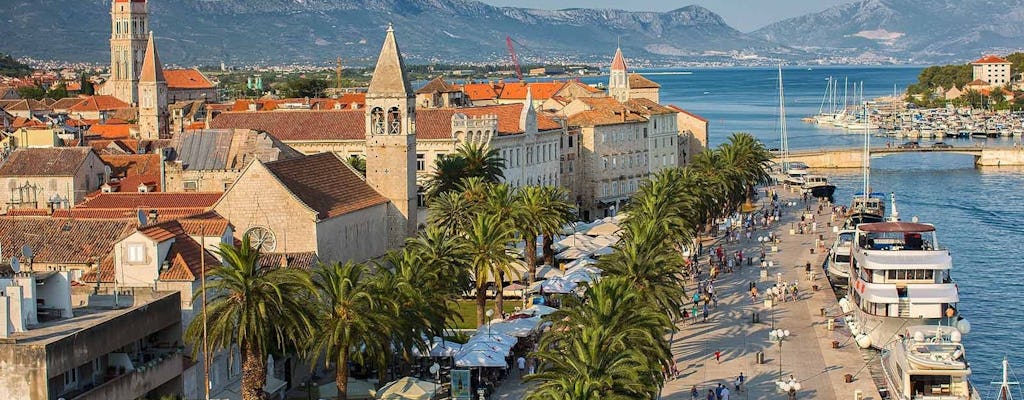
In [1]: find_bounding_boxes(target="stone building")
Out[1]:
[0,147,107,210]
[670,105,709,165]
[568,104,649,219]
[138,32,168,140]
[163,128,303,193]
[212,152,390,262]
[415,76,470,108]
[624,98,680,172]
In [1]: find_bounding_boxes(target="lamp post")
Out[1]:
[769,329,790,382]
[485,309,494,336]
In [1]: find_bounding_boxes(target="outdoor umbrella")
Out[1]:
[372,377,437,400]
[585,221,620,236]
[411,337,462,358]
[564,269,599,284]
[489,317,541,337]
[460,341,512,355]
[454,349,509,368]
[521,304,558,317]
[530,277,578,294]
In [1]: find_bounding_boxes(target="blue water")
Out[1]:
[582,67,1024,396]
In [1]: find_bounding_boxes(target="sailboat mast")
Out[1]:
[779,65,789,168]
[862,82,870,200]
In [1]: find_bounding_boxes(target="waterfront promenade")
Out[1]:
[661,188,880,400]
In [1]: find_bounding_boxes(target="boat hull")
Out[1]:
[810,184,836,199]
[849,307,958,350]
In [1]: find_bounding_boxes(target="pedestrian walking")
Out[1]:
[714,350,722,363]
[692,304,699,324]
[702,304,710,322]
[691,385,700,400]
[721,386,731,400]
[715,383,724,400]
[706,389,716,400]
[735,372,745,392]
[517,355,526,378]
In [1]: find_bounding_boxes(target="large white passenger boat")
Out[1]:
[880,325,980,400]
[842,221,969,350]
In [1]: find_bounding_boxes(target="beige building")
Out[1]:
[0,147,107,210]
[972,55,1012,87]
[624,98,679,173]
[669,105,709,165]
[213,152,390,263]
[569,106,649,219]
[101,0,148,105]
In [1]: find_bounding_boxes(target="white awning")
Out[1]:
[859,251,952,270]
[906,285,959,303]
[860,284,899,303]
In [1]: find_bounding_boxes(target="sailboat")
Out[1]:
[812,77,839,124]
[775,65,807,186]
[994,356,1020,400]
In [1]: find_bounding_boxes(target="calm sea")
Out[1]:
[580,66,1024,396]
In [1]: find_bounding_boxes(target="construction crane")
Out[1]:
[506,35,523,81]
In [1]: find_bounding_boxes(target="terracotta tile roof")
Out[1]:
[51,97,85,110]
[178,211,231,236]
[164,69,215,89]
[106,174,159,192]
[139,222,177,242]
[258,252,319,270]
[416,108,457,140]
[85,139,140,155]
[611,48,628,71]
[52,207,207,219]
[458,104,562,134]
[66,82,82,91]
[211,110,363,141]
[0,217,136,265]
[567,108,647,127]
[68,95,130,112]
[576,96,624,110]
[454,83,501,101]
[89,123,134,139]
[81,220,221,283]
[967,79,990,86]
[972,55,1010,64]
[0,147,95,177]
[5,209,50,216]
[628,73,660,89]
[101,154,161,178]
[2,99,50,112]
[623,98,676,115]
[263,152,388,219]
[560,80,603,94]
[9,116,46,129]
[76,192,222,210]
[416,76,458,94]
[667,105,708,122]
[499,81,566,100]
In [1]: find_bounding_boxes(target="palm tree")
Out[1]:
[482,183,518,316]
[185,237,315,400]
[537,185,575,267]
[528,278,669,399]
[424,155,468,200]
[308,262,399,400]
[457,141,505,183]
[427,191,475,235]
[513,186,547,283]
[599,220,687,320]
[464,213,516,326]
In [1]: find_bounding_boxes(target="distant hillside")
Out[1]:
[0,53,31,77]
[752,0,1024,63]
[1,0,799,66]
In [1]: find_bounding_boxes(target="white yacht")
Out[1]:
[826,229,854,284]
[802,175,836,199]
[880,325,980,400]
[783,162,810,186]
[841,221,969,350]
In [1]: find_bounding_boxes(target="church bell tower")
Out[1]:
[365,24,417,247]
[106,0,149,105]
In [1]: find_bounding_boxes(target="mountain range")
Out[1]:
[3,0,1023,66]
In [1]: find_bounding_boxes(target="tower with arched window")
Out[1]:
[608,47,629,102]
[105,0,149,105]
[138,32,167,140]
[365,24,417,247]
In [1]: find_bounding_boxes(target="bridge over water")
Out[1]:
[776,146,1024,168]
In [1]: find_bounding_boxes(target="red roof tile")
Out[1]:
[499,81,565,100]
[263,152,388,219]
[454,83,501,101]
[101,154,160,178]
[258,252,319,270]
[76,192,221,210]
[177,211,231,236]
[0,147,95,177]
[68,95,130,112]
[163,69,215,89]
[89,124,134,139]
[972,55,1010,64]
[211,109,363,141]
[52,208,207,219]
[628,74,660,89]
[611,48,628,71]
[0,217,137,265]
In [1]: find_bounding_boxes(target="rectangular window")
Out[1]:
[568,136,574,148]
[416,186,427,208]
[416,153,425,171]
[64,368,78,390]
[183,180,198,192]
[127,244,145,263]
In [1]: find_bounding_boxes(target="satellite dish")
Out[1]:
[10,257,19,273]
[429,363,440,374]
[20,245,32,260]
[137,209,148,226]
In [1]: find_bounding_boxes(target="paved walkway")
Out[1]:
[661,187,880,400]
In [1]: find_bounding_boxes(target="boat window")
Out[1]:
[910,375,953,396]
[834,254,850,263]
[888,270,897,280]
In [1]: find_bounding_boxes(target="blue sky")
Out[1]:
[479,0,854,31]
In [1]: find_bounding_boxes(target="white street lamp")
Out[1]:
[769,329,791,382]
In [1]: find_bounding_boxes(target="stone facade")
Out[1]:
[101,0,148,105]
[577,120,649,220]
[972,55,1012,87]
[674,107,709,165]
[0,148,107,208]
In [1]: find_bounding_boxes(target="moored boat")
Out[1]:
[843,221,970,351]
[826,229,854,284]
[880,325,980,400]
[802,175,836,200]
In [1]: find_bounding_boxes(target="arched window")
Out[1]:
[371,107,385,135]
[387,107,402,135]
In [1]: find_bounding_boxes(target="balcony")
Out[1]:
[72,352,183,400]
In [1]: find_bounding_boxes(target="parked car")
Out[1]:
[932,142,953,148]
[898,141,920,149]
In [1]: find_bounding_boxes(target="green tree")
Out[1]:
[45,82,68,99]
[464,213,516,326]
[424,142,505,200]
[79,74,95,95]
[16,86,45,100]
[282,77,329,98]
[539,185,575,266]
[344,155,366,176]
[308,262,398,400]
[185,237,316,400]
